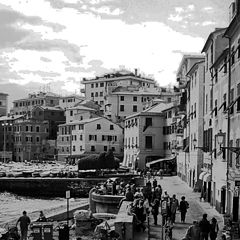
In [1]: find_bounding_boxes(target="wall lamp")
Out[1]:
[192,138,208,152]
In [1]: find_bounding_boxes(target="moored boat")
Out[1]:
[40,171,50,177]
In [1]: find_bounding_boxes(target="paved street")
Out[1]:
[140,176,224,240]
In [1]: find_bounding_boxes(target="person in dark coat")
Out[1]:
[199,213,211,240]
[209,217,219,240]
[151,198,160,225]
[179,196,189,223]
[170,194,179,223]
[16,211,31,240]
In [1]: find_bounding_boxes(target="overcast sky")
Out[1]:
[0,0,233,101]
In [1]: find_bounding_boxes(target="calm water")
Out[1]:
[0,192,85,226]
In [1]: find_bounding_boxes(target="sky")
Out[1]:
[0,0,233,106]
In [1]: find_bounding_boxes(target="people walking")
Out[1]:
[199,213,211,240]
[37,211,47,222]
[179,196,189,223]
[184,221,200,240]
[170,194,179,223]
[16,211,31,240]
[151,198,160,225]
[153,178,157,189]
[209,217,219,240]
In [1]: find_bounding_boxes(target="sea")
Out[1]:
[0,192,86,226]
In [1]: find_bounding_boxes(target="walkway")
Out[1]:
[138,176,224,240]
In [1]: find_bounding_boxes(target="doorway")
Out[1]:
[233,196,239,222]
[221,187,226,214]
[207,182,211,203]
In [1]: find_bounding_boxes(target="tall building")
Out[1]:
[12,92,60,115]
[0,93,8,116]
[81,69,163,122]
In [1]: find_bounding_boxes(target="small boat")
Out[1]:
[32,171,40,177]
[50,170,59,177]
[40,171,50,177]
[6,171,14,177]
[12,171,23,177]
[0,171,6,177]
[22,169,34,177]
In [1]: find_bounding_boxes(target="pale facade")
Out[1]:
[59,95,84,110]
[0,93,8,116]
[57,117,123,162]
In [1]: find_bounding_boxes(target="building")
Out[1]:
[123,102,181,170]
[176,54,205,182]
[59,94,84,110]
[31,106,66,139]
[12,92,60,115]
[0,93,8,116]
[0,115,24,162]
[81,69,163,122]
[57,117,123,162]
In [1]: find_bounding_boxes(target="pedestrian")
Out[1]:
[125,187,134,201]
[199,213,211,240]
[184,221,200,240]
[153,178,157,189]
[151,198,160,225]
[170,194,179,223]
[16,211,31,240]
[209,217,219,240]
[37,211,47,222]
[179,196,189,223]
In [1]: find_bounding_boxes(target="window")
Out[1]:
[70,110,73,116]
[95,92,98,97]
[91,84,94,88]
[223,94,227,111]
[229,140,233,167]
[133,96,137,102]
[104,146,107,151]
[120,105,124,112]
[97,124,101,130]
[191,105,193,119]
[133,105,137,112]
[111,147,115,152]
[215,70,218,83]
[146,118,152,127]
[194,103,196,118]
[100,101,104,105]
[237,83,240,111]
[50,100,54,104]
[214,100,218,116]
[145,136,152,149]
[96,83,98,88]
[230,88,234,114]
[26,126,28,131]
[36,136,40,142]
[110,125,114,130]
[79,124,84,130]
[120,96,124,101]
[100,82,104,87]
[91,93,94,97]
[224,57,227,73]
[167,98,171,103]
[231,47,235,65]
[168,111,172,118]
[73,146,76,152]
[91,146,95,152]
[100,92,103,97]
[80,135,83,140]
[80,146,83,151]
[89,135,97,141]
[237,139,240,167]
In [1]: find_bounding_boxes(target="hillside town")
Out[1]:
[1,0,240,240]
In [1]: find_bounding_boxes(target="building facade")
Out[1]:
[0,93,8,116]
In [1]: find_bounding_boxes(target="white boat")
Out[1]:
[40,171,50,177]
[12,171,23,177]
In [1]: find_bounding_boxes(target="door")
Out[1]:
[207,182,211,203]
[221,187,226,214]
[233,196,239,222]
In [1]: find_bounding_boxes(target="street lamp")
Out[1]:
[192,138,208,152]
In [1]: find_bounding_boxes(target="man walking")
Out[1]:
[16,211,31,240]
[199,213,210,240]
[170,194,179,223]
[179,196,189,223]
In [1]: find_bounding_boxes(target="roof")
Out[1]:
[60,94,84,99]
[176,54,205,76]
[0,115,25,121]
[125,102,174,119]
[67,105,95,111]
[0,93,8,96]
[201,28,226,53]
[186,60,205,77]
[34,106,63,111]
[13,92,59,102]
[224,14,240,38]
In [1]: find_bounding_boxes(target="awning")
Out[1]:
[199,171,207,180]
[146,155,176,168]
[203,173,211,182]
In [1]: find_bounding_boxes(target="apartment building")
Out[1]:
[81,69,161,122]
[0,93,8,116]
[57,117,123,162]
[12,92,60,115]
[59,94,84,110]
[176,54,205,182]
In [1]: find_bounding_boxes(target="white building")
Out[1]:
[57,117,123,162]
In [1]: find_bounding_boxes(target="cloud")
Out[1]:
[18,70,61,77]
[16,39,83,63]
[40,57,51,62]
[202,21,216,26]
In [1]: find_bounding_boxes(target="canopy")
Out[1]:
[203,173,211,182]
[199,171,207,180]
[146,155,176,168]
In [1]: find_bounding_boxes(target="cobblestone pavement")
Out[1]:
[140,175,224,240]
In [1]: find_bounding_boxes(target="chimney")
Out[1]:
[134,68,138,76]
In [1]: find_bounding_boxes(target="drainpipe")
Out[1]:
[224,35,232,215]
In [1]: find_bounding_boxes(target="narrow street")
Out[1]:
[146,176,224,240]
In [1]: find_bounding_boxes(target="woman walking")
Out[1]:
[209,217,219,240]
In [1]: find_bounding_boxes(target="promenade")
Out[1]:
[137,176,224,240]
